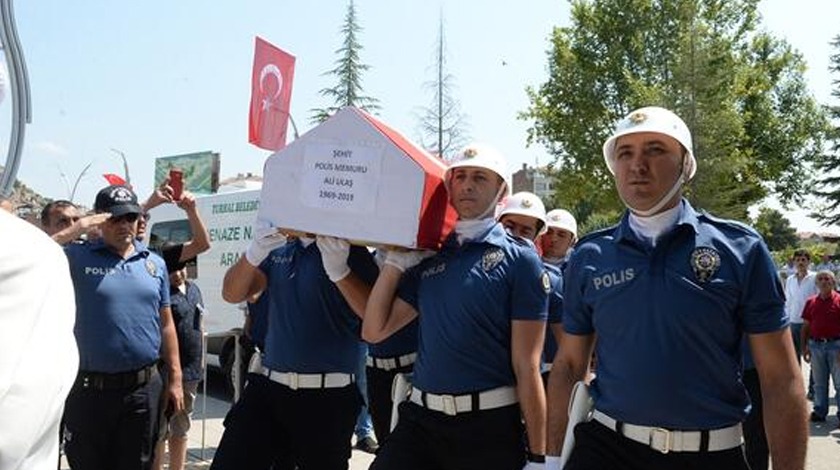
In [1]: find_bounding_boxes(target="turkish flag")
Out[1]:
[249,37,296,151]
[103,173,126,186]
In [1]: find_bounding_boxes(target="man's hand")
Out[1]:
[803,345,811,363]
[383,249,433,272]
[245,219,287,266]
[165,377,185,415]
[176,191,197,212]
[316,236,351,282]
[143,178,175,211]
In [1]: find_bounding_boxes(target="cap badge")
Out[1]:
[521,199,533,208]
[463,148,478,159]
[110,187,134,203]
[629,111,647,125]
[690,247,721,283]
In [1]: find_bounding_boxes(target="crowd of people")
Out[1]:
[0,105,835,470]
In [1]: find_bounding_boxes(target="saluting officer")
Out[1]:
[63,185,184,470]
[497,192,566,382]
[210,226,378,470]
[545,107,806,470]
[364,144,550,470]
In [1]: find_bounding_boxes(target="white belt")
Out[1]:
[365,352,417,371]
[409,386,518,416]
[592,410,743,454]
[261,367,354,390]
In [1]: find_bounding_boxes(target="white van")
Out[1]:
[147,185,261,394]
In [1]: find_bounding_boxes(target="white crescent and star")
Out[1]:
[259,63,284,111]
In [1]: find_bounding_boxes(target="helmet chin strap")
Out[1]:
[623,154,688,218]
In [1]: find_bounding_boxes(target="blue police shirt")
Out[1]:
[398,223,549,394]
[543,263,564,365]
[66,239,170,373]
[261,240,378,374]
[563,200,786,429]
[369,319,418,359]
[171,281,204,382]
[247,290,270,350]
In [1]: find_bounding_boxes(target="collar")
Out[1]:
[614,198,700,245]
[444,222,508,249]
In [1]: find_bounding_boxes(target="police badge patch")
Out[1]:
[481,248,505,271]
[690,247,720,283]
[145,259,157,277]
[541,271,551,293]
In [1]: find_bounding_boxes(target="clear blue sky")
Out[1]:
[3,0,838,229]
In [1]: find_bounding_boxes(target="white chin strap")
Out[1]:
[623,155,687,217]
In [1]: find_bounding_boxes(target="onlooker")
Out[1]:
[801,270,840,425]
[152,243,207,470]
[0,209,78,470]
[41,199,110,245]
[63,185,184,470]
[786,250,818,363]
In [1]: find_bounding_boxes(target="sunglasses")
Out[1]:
[110,213,140,224]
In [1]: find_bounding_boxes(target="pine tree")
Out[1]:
[813,35,840,225]
[311,0,379,123]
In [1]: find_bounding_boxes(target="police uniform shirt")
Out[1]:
[542,263,564,364]
[170,281,204,382]
[399,223,549,394]
[369,319,418,359]
[65,239,170,373]
[563,200,786,429]
[260,240,379,374]
[246,290,270,350]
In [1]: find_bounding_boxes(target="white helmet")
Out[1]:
[445,142,510,198]
[545,209,577,239]
[497,192,547,236]
[602,106,695,180]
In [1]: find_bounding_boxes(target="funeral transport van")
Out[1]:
[147,183,261,396]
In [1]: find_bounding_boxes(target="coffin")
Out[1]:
[257,107,456,250]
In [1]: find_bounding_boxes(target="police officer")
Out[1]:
[538,209,577,376]
[364,144,550,470]
[545,107,807,470]
[497,192,565,382]
[63,184,184,470]
[210,225,378,470]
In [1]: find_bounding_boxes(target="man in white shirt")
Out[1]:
[785,250,818,365]
[0,209,79,470]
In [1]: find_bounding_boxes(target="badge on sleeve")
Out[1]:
[481,248,505,271]
[541,271,551,293]
[690,247,720,283]
[145,259,157,277]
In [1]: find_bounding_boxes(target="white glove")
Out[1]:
[522,461,545,470]
[245,219,287,266]
[544,456,562,470]
[317,236,351,282]
[383,249,433,272]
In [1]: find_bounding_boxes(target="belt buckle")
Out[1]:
[288,372,299,390]
[441,395,457,416]
[649,427,671,454]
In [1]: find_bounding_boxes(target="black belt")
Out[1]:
[812,337,840,343]
[76,363,157,391]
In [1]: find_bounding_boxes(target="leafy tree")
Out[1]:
[416,14,469,161]
[310,0,379,123]
[813,35,840,225]
[522,0,828,224]
[752,207,798,251]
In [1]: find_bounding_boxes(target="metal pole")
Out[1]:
[110,147,131,184]
[0,0,31,198]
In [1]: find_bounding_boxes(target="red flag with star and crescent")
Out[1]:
[249,37,296,151]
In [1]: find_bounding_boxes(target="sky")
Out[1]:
[2,0,838,231]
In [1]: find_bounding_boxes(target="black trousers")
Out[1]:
[64,370,163,470]
[365,364,413,443]
[371,401,526,470]
[210,374,361,470]
[743,368,768,470]
[564,421,750,470]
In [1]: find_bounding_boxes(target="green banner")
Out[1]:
[154,151,220,194]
